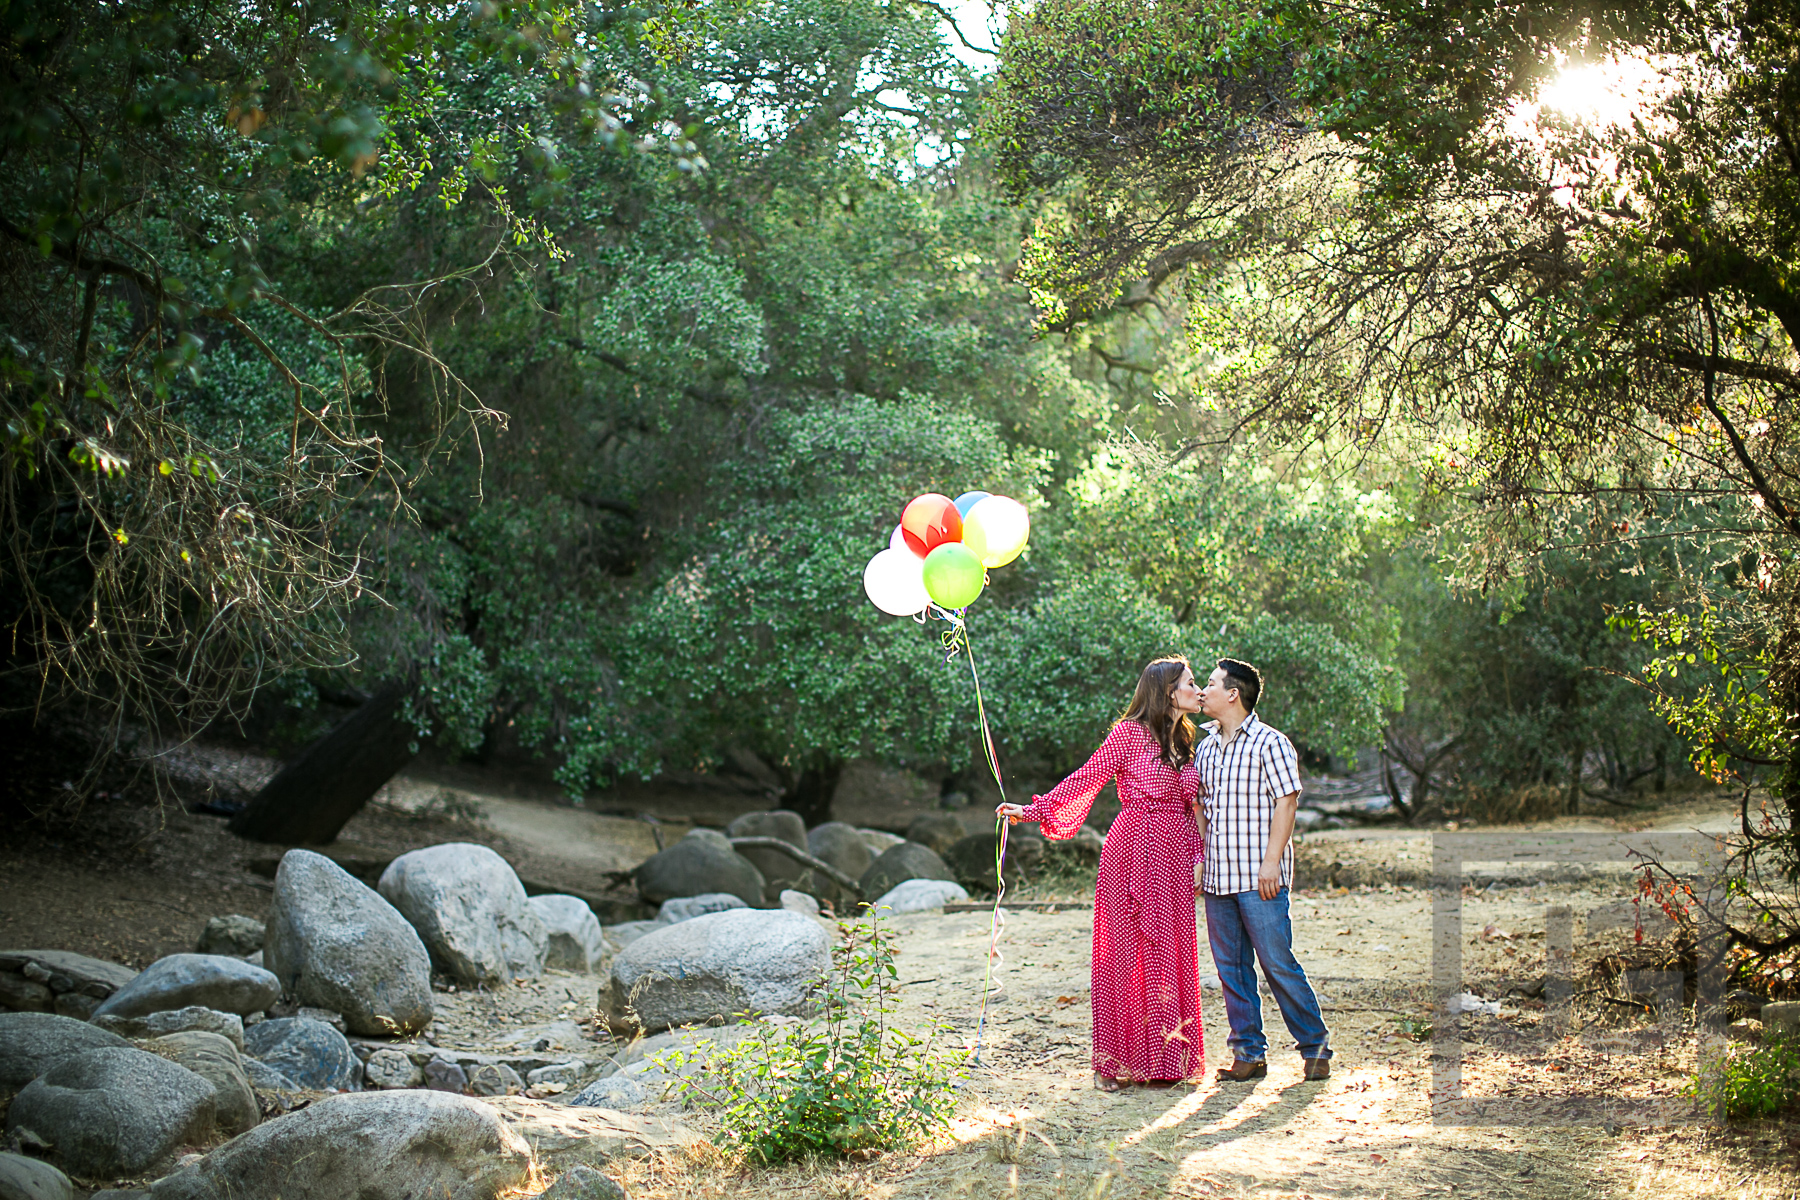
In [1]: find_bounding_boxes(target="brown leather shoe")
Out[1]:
[1303,1057,1331,1081]
[1214,1059,1267,1081]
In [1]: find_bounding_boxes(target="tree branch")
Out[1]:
[1089,344,1154,374]
[904,0,998,56]
[729,836,864,896]
[1640,348,1800,391]
[1698,293,1800,539]
[0,214,162,297]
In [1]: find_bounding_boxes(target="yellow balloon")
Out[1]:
[962,496,1030,568]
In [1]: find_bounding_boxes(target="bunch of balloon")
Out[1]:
[860,490,1030,618]
[860,493,1031,1064]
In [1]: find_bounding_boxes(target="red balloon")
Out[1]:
[900,493,963,556]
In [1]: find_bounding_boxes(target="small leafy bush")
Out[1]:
[1392,1015,1432,1042]
[656,912,965,1163]
[1684,1032,1800,1120]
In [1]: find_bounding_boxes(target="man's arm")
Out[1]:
[1258,791,1299,900]
[1257,732,1305,900]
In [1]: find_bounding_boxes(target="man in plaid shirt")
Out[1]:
[1197,658,1333,1082]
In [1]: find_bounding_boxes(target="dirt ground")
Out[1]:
[2,756,1795,1198]
[595,872,1795,1200]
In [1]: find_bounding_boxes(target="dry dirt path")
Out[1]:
[602,795,1792,1200]
[666,872,1785,1200]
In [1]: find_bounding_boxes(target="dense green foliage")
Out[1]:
[1380,546,1690,820]
[1686,1032,1800,1121]
[314,0,1412,802]
[657,912,965,1162]
[7,0,1762,852]
[0,0,695,748]
[989,0,1797,936]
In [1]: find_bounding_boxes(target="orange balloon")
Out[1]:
[899,493,963,556]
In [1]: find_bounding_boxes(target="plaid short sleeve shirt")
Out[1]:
[1196,712,1304,895]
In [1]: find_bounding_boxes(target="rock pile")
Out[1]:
[0,799,978,1193]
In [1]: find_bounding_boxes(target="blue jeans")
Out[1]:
[1204,888,1332,1062]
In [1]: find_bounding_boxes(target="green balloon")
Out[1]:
[922,542,985,609]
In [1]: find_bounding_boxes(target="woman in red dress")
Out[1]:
[997,656,1205,1092]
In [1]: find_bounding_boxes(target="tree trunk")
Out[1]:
[783,760,842,829]
[230,678,416,844]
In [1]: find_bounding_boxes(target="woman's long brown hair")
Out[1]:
[1118,656,1196,770]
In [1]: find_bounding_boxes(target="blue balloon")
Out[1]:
[953,490,991,517]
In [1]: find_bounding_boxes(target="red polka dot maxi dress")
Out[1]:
[1020,720,1204,1081]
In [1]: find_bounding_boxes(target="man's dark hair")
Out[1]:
[1216,658,1262,713]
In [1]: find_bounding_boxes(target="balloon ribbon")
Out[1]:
[935,605,1009,1068]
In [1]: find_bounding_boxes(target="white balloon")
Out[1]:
[888,523,912,555]
[863,548,930,616]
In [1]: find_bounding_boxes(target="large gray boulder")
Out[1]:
[806,822,873,880]
[91,954,279,1020]
[0,1151,74,1200]
[603,909,829,1032]
[0,1012,129,1100]
[263,850,434,1036]
[243,1017,358,1092]
[858,842,956,900]
[5,1047,214,1178]
[725,810,808,893]
[944,831,1044,891]
[872,879,969,915]
[378,844,548,985]
[147,1090,533,1200]
[147,1032,258,1135]
[528,896,606,974]
[904,814,966,857]
[634,836,765,909]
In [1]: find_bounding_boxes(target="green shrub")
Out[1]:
[656,912,965,1163]
[1684,1033,1800,1120]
